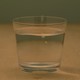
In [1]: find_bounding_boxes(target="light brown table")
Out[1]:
[0,24,80,80]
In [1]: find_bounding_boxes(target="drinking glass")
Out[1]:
[13,16,67,72]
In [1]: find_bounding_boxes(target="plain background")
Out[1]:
[0,0,80,23]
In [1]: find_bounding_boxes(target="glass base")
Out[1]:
[20,62,60,72]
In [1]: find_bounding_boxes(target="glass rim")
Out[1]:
[13,16,67,25]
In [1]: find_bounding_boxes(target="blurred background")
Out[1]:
[0,0,80,23]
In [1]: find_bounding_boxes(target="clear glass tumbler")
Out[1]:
[13,16,67,72]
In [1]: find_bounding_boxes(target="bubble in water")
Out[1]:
[41,36,45,38]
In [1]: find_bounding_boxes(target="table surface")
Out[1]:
[0,24,80,80]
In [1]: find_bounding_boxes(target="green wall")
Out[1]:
[0,0,80,23]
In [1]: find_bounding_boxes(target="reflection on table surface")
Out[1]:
[0,24,80,80]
